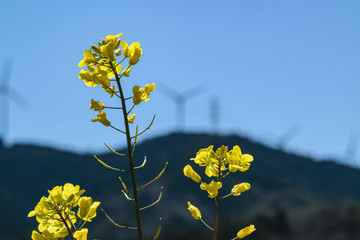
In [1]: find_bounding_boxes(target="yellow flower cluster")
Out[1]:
[184,145,255,239]
[184,145,253,198]
[28,183,100,240]
[78,33,156,126]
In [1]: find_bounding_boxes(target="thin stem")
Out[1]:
[200,218,214,231]
[127,104,135,115]
[104,106,123,109]
[125,96,133,101]
[153,218,162,240]
[138,162,168,191]
[131,115,156,139]
[110,125,126,134]
[57,209,75,240]
[139,187,163,211]
[101,209,137,230]
[110,61,143,240]
[220,193,233,199]
[212,156,223,240]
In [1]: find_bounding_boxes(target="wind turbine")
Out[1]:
[261,124,302,151]
[0,58,28,146]
[158,82,206,132]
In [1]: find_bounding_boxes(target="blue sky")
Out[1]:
[1,0,359,165]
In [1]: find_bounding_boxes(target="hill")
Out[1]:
[1,133,360,240]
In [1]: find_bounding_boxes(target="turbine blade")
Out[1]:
[157,82,180,101]
[0,58,13,86]
[182,83,207,99]
[281,124,302,143]
[8,87,29,109]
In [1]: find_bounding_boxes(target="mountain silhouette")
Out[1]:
[1,133,360,240]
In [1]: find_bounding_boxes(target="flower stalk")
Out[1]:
[111,61,144,240]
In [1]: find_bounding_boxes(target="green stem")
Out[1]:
[104,106,122,109]
[57,209,75,240]
[213,157,223,240]
[110,61,143,240]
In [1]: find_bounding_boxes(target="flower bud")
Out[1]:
[236,225,256,239]
[187,202,201,220]
[231,182,250,196]
[127,114,136,124]
[183,165,201,183]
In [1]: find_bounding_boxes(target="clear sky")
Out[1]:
[1,0,359,165]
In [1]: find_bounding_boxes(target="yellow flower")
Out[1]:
[226,145,253,173]
[121,40,131,57]
[121,41,142,65]
[74,228,88,240]
[190,145,216,166]
[127,114,136,124]
[200,180,222,198]
[91,111,111,126]
[231,183,251,196]
[183,165,201,183]
[187,202,201,220]
[78,69,97,87]
[100,42,115,62]
[62,183,84,207]
[90,99,105,111]
[48,186,62,204]
[129,43,142,65]
[78,49,97,68]
[132,83,156,105]
[31,230,58,240]
[105,33,123,43]
[77,197,100,222]
[121,66,132,77]
[236,225,256,239]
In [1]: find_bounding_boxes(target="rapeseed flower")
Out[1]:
[133,84,156,105]
[183,165,201,183]
[90,99,105,111]
[91,111,111,126]
[200,180,222,198]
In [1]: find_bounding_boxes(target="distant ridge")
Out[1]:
[1,133,360,240]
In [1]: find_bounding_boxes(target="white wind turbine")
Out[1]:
[158,82,206,132]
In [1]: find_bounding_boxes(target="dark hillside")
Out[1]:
[1,133,360,240]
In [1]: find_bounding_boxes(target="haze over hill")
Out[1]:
[1,133,360,240]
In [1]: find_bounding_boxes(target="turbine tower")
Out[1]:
[158,82,206,132]
[210,96,219,134]
[344,131,359,167]
[0,59,28,146]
